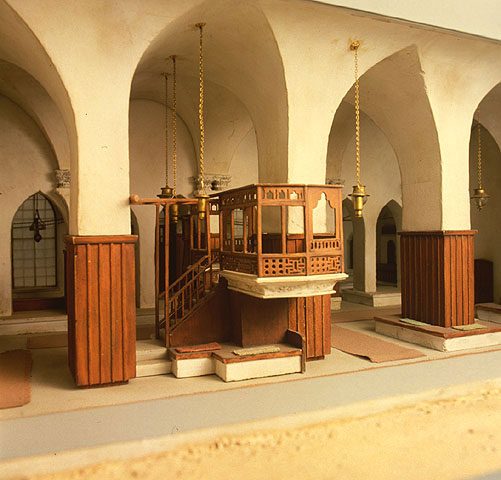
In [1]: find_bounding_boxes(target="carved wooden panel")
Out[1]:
[400,231,475,327]
[221,253,258,275]
[262,256,306,277]
[66,235,137,387]
[309,255,343,274]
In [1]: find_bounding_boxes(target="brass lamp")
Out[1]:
[348,41,369,218]
[471,119,489,211]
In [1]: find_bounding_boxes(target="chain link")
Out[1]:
[164,73,169,188]
[172,56,177,195]
[477,120,483,189]
[197,23,206,190]
[353,43,361,187]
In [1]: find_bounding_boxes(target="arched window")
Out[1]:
[11,192,57,288]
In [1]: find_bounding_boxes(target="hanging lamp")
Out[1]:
[195,22,209,220]
[169,55,179,223]
[158,72,174,198]
[348,41,369,218]
[471,115,489,210]
[29,194,46,243]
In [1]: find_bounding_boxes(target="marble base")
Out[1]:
[342,289,401,307]
[215,355,301,382]
[220,270,348,299]
[375,316,501,352]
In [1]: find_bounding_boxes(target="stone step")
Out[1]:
[476,303,501,324]
[136,358,172,377]
[136,339,168,362]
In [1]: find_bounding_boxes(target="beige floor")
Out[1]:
[2,303,500,421]
[2,302,501,480]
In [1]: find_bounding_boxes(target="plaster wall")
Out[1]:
[469,124,501,303]
[315,0,501,41]
[0,95,60,316]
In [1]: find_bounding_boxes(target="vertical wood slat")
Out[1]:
[400,231,475,328]
[98,244,111,384]
[66,235,137,388]
[288,294,331,360]
[74,243,88,386]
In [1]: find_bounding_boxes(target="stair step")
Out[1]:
[136,358,172,377]
[136,339,168,362]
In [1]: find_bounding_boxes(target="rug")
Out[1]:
[0,349,32,409]
[28,333,67,349]
[331,326,426,363]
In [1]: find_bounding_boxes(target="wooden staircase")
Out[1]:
[159,255,223,347]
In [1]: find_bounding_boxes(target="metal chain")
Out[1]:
[353,42,361,187]
[477,120,483,189]
[172,56,177,196]
[197,23,206,190]
[163,73,169,188]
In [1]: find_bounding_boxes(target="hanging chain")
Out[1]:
[352,41,361,187]
[163,73,169,188]
[477,119,483,189]
[171,56,177,196]
[196,22,206,190]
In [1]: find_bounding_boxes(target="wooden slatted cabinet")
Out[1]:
[66,235,137,387]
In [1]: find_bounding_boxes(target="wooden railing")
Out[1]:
[166,255,218,338]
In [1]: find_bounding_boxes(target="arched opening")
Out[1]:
[11,192,66,311]
[376,205,397,286]
[469,117,501,304]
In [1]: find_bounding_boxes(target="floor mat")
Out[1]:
[332,325,426,363]
[0,349,32,409]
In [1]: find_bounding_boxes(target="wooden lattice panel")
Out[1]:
[309,255,342,274]
[221,253,258,275]
[310,238,341,251]
[262,256,306,277]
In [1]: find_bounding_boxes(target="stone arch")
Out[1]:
[0,0,76,178]
[130,0,288,185]
[328,45,439,231]
[468,112,501,303]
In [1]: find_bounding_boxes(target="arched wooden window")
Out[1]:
[11,192,57,288]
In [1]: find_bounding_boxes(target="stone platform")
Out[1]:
[168,342,303,382]
[342,288,401,307]
[375,315,501,352]
[476,303,501,324]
